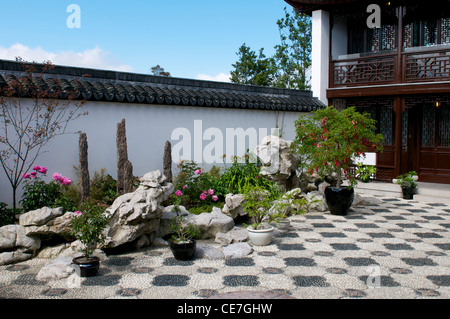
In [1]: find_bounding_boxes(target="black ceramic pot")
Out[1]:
[72,256,100,277]
[170,239,196,261]
[324,186,355,216]
[402,187,414,200]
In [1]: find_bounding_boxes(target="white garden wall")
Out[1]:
[0,99,308,207]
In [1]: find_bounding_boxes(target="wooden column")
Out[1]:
[394,97,404,177]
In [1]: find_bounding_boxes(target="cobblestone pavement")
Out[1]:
[0,196,449,299]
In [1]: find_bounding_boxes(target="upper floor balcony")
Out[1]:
[330,46,450,88]
[327,2,450,92]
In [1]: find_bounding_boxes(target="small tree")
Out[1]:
[151,65,171,77]
[273,7,312,90]
[291,106,384,188]
[230,44,276,86]
[0,58,86,211]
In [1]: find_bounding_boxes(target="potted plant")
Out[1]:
[169,214,202,260]
[394,171,418,200]
[70,201,110,277]
[291,106,384,216]
[242,185,280,245]
[356,162,377,183]
[169,189,202,260]
[271,190,309,232]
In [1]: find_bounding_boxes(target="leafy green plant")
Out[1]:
[218,153,280,199]
[0,202,16,226]
[172,161,226,209]
[242,185,280,230]
[291,106,384,189]
[89,168,118,205]
[271,190,310,219]
[169,214,202,243]
[188,202,225,215]
[394,171,418,189]
[71,201,110,257]
[356,163,377,182]
[20,166,75,212]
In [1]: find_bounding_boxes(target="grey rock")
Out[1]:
[215,227,249,246]
[104,170,174,248]
[254,135,300,190]
[195,243,224,259]
[24,211,76,236]
[222,194,246,219]
[223,242,253,258]
[19,207,63,226]
[185,207,234,239]
[0,224,40,252]
[36,256,75,280]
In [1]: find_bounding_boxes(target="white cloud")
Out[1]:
[196,72,231,83]
[0,43,133,72]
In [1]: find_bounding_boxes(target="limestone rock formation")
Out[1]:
[104,170,174,249]
[0,224,41,265]
[254,135,300,190]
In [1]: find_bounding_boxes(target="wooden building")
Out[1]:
[286,0,450,184]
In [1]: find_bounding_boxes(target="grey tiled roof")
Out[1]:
[0,59,324,112]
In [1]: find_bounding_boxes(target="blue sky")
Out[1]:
[0,0,292,81]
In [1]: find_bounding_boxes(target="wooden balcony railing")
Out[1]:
[330,47,450,88]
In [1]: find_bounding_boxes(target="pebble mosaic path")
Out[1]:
[0,196,449,299]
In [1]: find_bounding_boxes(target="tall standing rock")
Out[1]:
[163,140,172,183]
[79,133,90,201]
[116,119,128,194]
[124,160,134,194]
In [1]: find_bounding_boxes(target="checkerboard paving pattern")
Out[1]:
[0,197,449,299]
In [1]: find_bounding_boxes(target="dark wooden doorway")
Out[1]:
[417,103,450,184]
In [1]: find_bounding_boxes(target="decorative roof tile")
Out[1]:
[0,59,325,112]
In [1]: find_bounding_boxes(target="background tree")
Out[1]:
[230,7,311,90]
[273,7,312,90]
[230,44,276,87]
[0,58,86,211]
[151,65,171,77]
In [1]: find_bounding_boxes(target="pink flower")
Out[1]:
[74,211,82,215]
[208,188,214,195]
[202,190,207,194]
[33,165,41,171]
[30,172,37,178]
[195,169,202,175]
[23,173,31,179]
[59,177,72,186]
[212,195,218,202]
[175,190,183,197]
[38,166,48,174]
[199,193,207,201]
[182,185,187,190]
[52,172,62,182]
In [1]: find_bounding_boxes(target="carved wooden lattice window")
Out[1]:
[380,106,393,145]
[404,17,450,48]
[401,109,409,149]
[422,104,436,147]
[442,18,450,44]
[438,104,450,147]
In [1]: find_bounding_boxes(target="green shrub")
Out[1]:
[172,161,226,209]
[89,168,117,205]
[218,153,280,198]
[0,202,16,226]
